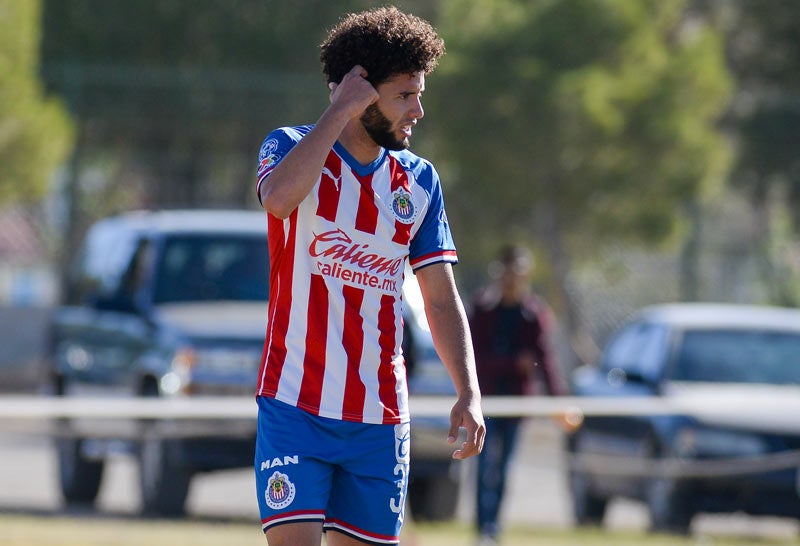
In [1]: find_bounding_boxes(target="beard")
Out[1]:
[360,103,409,151]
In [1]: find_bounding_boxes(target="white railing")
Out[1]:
[2,394,800,478]
[0,393,796,426]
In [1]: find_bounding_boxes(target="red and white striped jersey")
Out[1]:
[255,125,457,424]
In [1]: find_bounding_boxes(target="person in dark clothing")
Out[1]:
[469,245,565,545]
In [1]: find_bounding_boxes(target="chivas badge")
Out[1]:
[265,471,296,510]
[391,188,417,224]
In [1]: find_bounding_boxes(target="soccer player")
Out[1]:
[253,6,485,546]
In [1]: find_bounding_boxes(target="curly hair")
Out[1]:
[320,6,445,86]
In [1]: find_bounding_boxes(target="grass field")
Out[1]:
[3,514,800,546]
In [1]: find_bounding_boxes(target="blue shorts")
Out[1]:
[254,396,410,545]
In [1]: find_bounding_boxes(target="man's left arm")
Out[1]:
[415,262,485,459]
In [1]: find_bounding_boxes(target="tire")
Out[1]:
[569,469,607,526]
[57,435,104,506]
[408,473,460,522]
[646,475,692,534]
[643,437,693,535]
[138,435,192,517]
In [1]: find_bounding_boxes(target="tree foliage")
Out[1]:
[426,0,731,363]
[0,0,72,204]
[706,0,800,305]
[430,0,731,267]
[720,0,800,226]
[39,0,437,210]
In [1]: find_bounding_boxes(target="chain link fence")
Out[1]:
[2,184,797,393]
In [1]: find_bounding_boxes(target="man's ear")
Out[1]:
[328,82,337,102]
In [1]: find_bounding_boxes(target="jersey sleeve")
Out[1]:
[408,161,458,271]
[255,126,312,206]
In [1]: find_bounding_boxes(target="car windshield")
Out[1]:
[671,329,800,385]
[153,235,269,303]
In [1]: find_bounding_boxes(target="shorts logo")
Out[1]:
[265,471,296,510]
[260,454,299,471]
[394,423,411,464]
[391,188,417,224]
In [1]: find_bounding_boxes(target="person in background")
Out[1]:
[469,245,566,546]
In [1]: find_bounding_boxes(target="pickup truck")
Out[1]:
[45,209,460,519]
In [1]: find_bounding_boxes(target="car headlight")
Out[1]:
[675,427,768,458]
[160,346,261,396]
[160,347,197,395]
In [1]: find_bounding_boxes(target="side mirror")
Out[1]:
[606,366,659,391]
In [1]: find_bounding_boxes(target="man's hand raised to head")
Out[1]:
[327,65,379,120]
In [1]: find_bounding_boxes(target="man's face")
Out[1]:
[361,71,425,151]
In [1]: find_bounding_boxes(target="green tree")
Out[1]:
[40,0,437,209]
[39,0,436,252]
[430,0,731,364]
[0,0,72,203]
[711,0,800,305]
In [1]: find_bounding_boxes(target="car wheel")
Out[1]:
[57,435,104,505]
[645,475,692,534]
[569,469,607,526]
[138,435,192,517]
[643,437,693,535]
[408,473,459,522]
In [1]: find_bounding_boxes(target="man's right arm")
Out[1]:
[260,65,377,218]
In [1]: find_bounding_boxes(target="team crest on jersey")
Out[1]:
[259,138,278,159]
[391,188,418,224]
[265,471,296,510]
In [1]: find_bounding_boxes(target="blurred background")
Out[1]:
[3,0,800,540]
[4,0,800,380]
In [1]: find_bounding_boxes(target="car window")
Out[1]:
[153,234,269,303]
[64,220,140,304]
[671,329,800,384]
[602,322,668,380]
[93,239,154,312]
